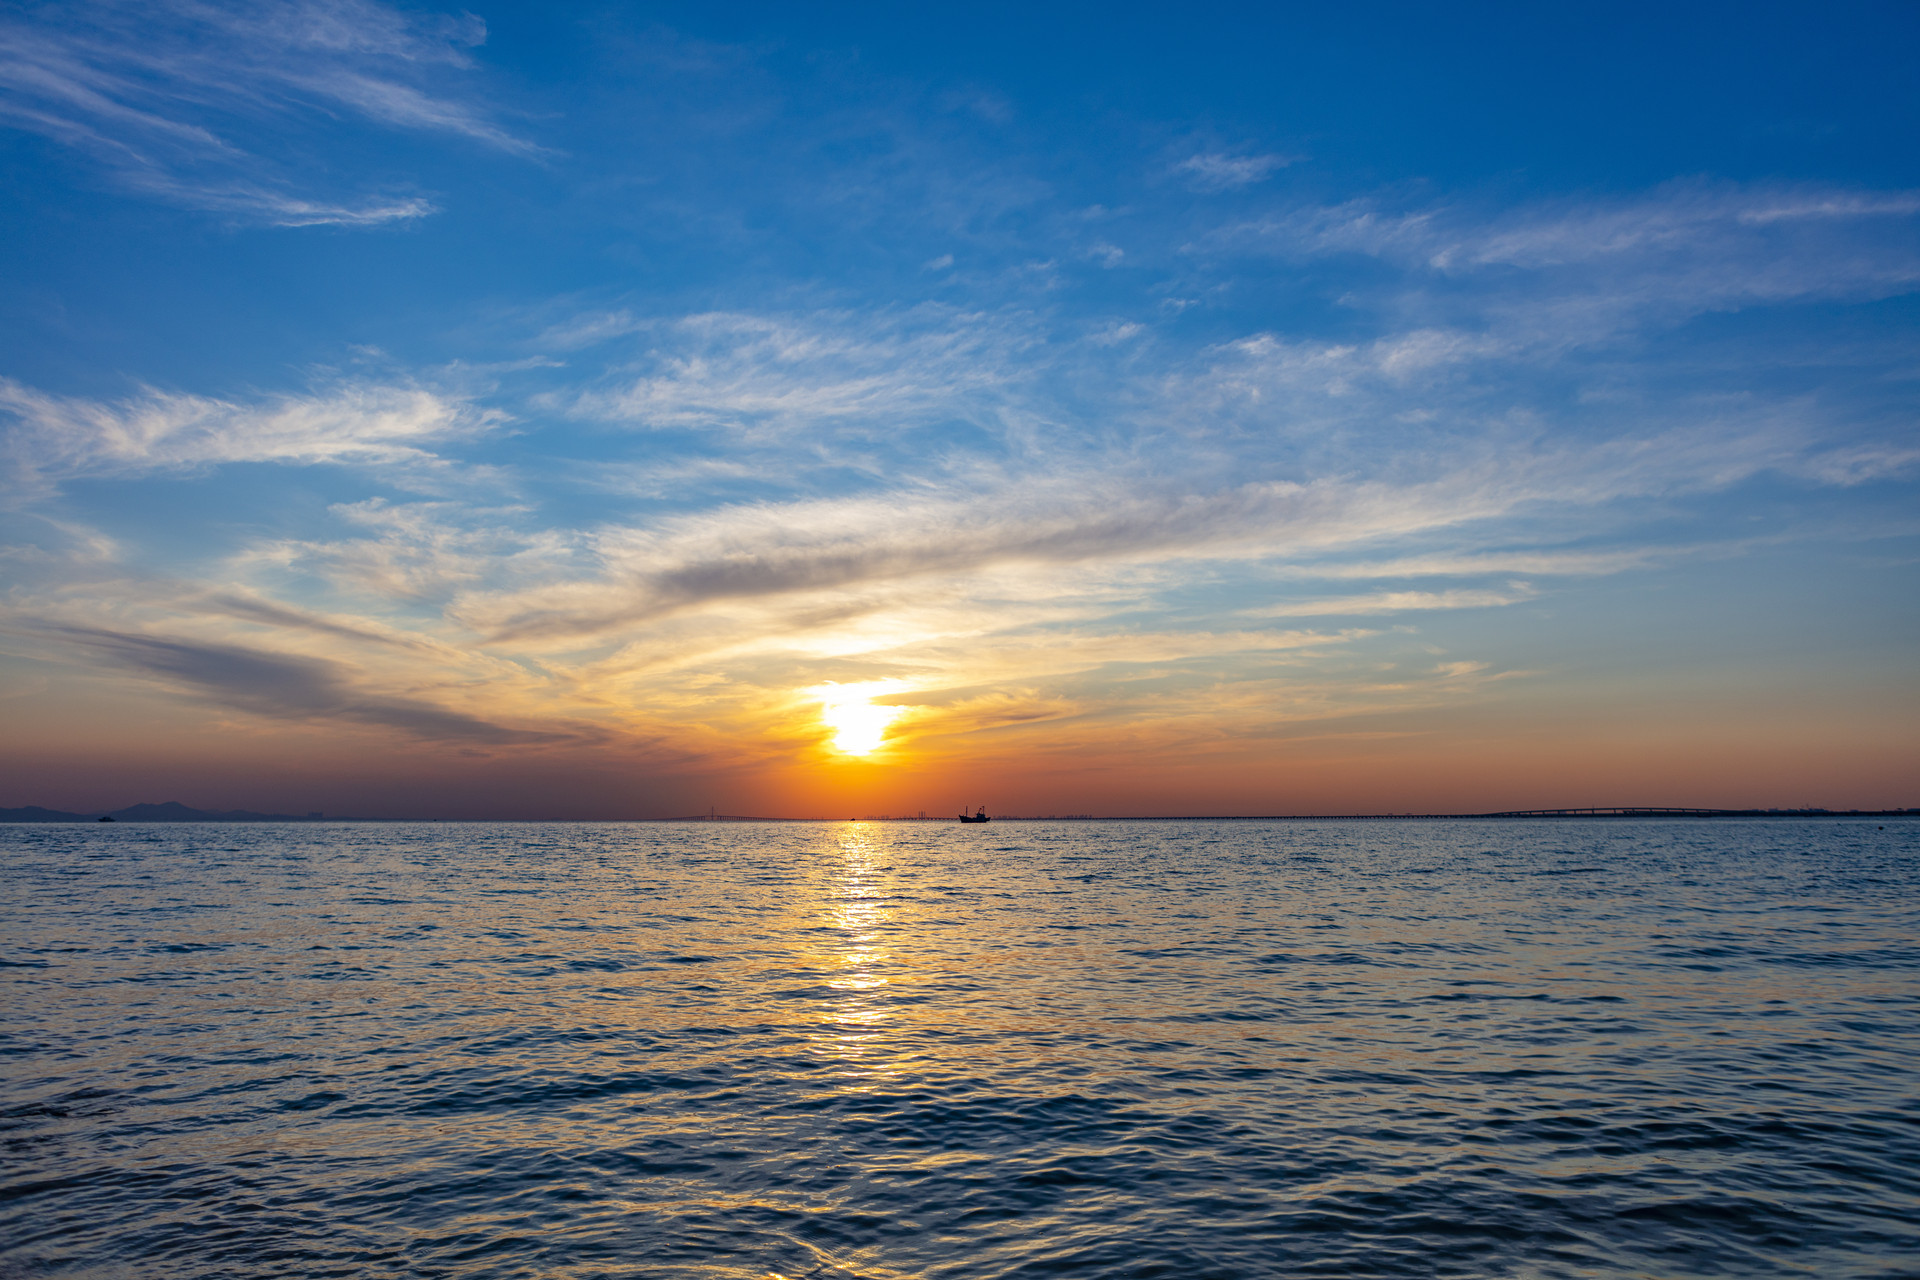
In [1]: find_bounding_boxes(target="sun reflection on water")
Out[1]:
[819,824,899,1083]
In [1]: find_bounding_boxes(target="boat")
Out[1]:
[957,806,990,823]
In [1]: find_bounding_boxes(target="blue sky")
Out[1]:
[1,0,1915,817]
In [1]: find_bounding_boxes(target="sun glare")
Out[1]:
[816,684,904,756]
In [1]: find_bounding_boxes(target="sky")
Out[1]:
[1,0,1916,819]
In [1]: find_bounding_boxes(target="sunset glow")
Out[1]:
[6,10,1916,1280]
[0,2,1913,820]
[818,686,905,757]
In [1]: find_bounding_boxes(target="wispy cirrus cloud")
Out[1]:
[1217,180,1920,338]
[453,478,1391,643]
[237,499,578,604]
[559,309,1037,447]
[46,625,572,745]
[1175,150,1296,192]
[1238,180,1920,271]
[1247,586,1538,617]
[4,229,1898,752]
[0,6,1907,816]
[0,0,534,224]
[450,407,1839,647]
[1269,547,1671,580]
[0,377,496,499]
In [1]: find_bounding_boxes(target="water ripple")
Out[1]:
[2,818,1916,1278]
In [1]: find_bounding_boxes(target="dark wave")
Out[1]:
[1,818,1916,1278]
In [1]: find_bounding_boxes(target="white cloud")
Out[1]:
[1089,322,1145,346]
[119,174,433,226]
[535,310,646,351]
[1247,586,1537,617]
[0,378,494,497]
[448,408,1825,646]
[561,308,1035,445]
[1271,548,1666,580]
[0,0,534,224]
[1223,181,1920,329]
[1176,150,1295,192]
[239,499,577,603]
[1795,442,1920,486]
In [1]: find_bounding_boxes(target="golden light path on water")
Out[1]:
[822,824,897,1088]
[4,820,1916,1279]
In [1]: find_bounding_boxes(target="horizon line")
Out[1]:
[6,802,1917,824]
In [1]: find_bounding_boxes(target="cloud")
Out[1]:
[0,9,1908,803]
[49,625,570,744]
[1175,151,1295,192]
[1088,322,1145,346]
[2,263,1875,767]
[457,478,1374,642]
[88,163,436,226]
[1272,548,1668,580]
[194,591,444,652]
[1796,442,1920,486]
[894,626,1375,684]
[0,378,494,498]
[455,411,1817,645]
[238,499,576,603]
[1247,586,1537,617]
[1220,181,1920,337]
[0,0,534,224]
[536,309,647,350]
[561,308,1035,444]
[1434,185,1920,273]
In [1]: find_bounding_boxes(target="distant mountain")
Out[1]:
[0,805,95,822]
[0,801,328,822]
[105,801,322,822]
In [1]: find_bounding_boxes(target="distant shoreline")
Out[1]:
[4,804,1916,824]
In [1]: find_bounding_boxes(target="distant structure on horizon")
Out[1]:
[2,802,1914,824]
[0,801,331,823]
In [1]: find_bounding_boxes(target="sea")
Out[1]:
[2,819,1915,1279]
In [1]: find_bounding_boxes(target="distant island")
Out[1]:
[1,802,1915,823]
[0,801,330,823]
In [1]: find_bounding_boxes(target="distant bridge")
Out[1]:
[1114,807,1915,821]
[656,807,1916,822]
[1173,807,1824,820]
[1465,806,1820,818]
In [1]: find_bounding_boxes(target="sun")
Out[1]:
[815,683,904,756]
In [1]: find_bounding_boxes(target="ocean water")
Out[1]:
[2,819,1916,1280]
